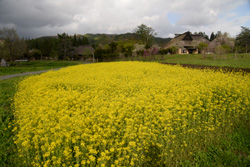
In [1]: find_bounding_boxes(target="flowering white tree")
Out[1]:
[132,44,145,57]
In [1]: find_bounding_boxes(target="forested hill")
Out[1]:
[83,33,171,47]
[154,36,172,47]
[34,33,171,47]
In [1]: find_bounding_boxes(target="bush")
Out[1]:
[215,44,232,55]
[159,47,177,55]
[30,49,42,60]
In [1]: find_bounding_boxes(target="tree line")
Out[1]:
[0,25,250,62]
[193,31,222,42]
[25,33,90,60]
[0,29,90,61]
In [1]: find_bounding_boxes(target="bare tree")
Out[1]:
[0,27,20,61]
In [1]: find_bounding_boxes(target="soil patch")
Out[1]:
[162,63,250,73]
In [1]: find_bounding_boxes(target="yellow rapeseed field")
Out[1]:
[13,62,250,166]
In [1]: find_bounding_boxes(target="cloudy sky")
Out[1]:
[0,0,249,38]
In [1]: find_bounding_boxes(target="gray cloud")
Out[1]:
[0,0,249,38]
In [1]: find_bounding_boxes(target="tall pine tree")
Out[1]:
[236,26,250,53]
[57,32,73,60]
[72,34,78,47]
[210,32,215,41]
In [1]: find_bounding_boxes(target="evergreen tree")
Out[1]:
[210,32,215,41]
[34,39,39,49]
[72,34,78,47]
[82,36,89,45]
[197,32,209,40]
[235,26,250,53]
[108,42,118,53]
[57,32,73,60]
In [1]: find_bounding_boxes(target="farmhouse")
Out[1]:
[164,31,210,54]
[73,45,95,60]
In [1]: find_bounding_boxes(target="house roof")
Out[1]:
[164,31,210,49]
[73,45,94,55]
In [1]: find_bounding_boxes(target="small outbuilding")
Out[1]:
[1,58,7,67]
[73,45,95,60]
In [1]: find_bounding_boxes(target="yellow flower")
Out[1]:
[13,61,250,166]
[89,155,96,162]
[131,161,135,166]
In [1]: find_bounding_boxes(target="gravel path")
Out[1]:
[0,68,60,80]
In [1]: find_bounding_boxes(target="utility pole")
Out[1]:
[234,46,237,59]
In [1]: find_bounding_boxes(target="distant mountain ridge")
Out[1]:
[84,33,172,47]
[37,33,172,47]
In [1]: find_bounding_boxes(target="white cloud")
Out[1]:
[143,15,160,22]
[0,0,249,38]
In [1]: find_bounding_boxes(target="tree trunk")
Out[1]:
[63,47,67,60]
[9,45,13,62]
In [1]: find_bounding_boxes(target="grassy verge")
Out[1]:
[181,124,250,166]
[0,77,25,166]
[114,53,250,68]
[159,53,250,68]
[0,60,85,76]
[1,54,249,77]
